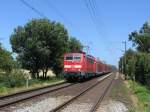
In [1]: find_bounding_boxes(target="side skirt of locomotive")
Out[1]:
[63,71,103,81]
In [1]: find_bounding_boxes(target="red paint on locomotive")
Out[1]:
[63,52,110,80]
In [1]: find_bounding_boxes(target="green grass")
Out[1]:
[128,108,136,112]
[129,81,150,112]
[0,76,65,96]
[0,84,9,93]
[110,79,129,99]
[29,77,65,86]
[0,70,65,95]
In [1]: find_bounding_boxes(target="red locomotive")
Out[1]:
[63,52,110,81]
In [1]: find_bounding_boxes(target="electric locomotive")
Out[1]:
[63,52,110,81]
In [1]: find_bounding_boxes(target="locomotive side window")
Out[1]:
[90,59,94,64]
[86,57,94,64]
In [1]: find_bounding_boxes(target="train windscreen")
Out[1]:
[74,56,81,61]
[65,56,73,61]
[65,55,81,61]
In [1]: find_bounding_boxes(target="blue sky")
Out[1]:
[0,0,150,66]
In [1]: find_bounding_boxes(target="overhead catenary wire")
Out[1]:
[88,0,105,36]
[44,0,84,35]
[20,0,86,38]
[84,0,112,55]
[91,0,97,11]
[84,0,118,56]
[88,0,96,17]
[20,0,91,52]
[44,0,73,27]
[19,0,46,18]
[89,0,102,25]
[19,0,115,55]
[84,0,103,37]
[84,0,96,27]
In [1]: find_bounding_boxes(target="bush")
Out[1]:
[0,70,26,88]
[0,83,8,93]
[145,73,150,88]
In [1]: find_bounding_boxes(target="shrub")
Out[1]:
[0,70,27,88]
[0,83,8,93]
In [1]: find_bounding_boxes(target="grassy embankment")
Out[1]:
[0,70,65,96]
[126,80,150,112]
[110,74,150,112]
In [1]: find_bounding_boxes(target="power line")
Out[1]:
[20,0,88,44]
[44,0,74,29]
[84,0,97,27]
[19,0,46,18]
[88,0,96,17]
[91,0,97,10]
[44,0,85,37]
[88,0,104,34]
[85,0,121,56]
[84,0,103,37]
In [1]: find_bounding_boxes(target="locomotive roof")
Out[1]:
[65,52,96,58]
[64,52,83,55]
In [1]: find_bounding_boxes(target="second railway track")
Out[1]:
[0,82,75,108]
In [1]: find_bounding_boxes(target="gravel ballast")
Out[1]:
[11,95,72,112]
[96,100,128,112]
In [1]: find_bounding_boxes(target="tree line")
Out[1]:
[0,18,83,79]
[119,22,150,87]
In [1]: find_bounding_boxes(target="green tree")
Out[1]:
[119,22,150,88]
[119,49,136,80]
[129,22,150,53]
[0,44,14,72]
[10,19,69,78]
[68,37,83,52]
[135,53,150,85]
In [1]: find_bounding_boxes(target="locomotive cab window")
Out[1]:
[74,56,81,61]
[65,55,81,61]
[65,56,73,60]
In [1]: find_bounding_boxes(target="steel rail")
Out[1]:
[89,75,115,112]
[0,82,66,99]
[0,82,76,108]
[49,74,112,112]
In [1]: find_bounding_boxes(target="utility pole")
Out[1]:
[123,41,127,79]
[121,58,124,73]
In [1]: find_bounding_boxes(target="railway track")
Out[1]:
[0,82,75,108]
[50,73,114,112]
[89,75,114,112]
[0,73,114,112]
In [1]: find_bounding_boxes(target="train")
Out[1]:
[63,52,111,81]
